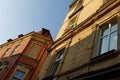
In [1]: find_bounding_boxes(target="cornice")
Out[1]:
[0,31,53,48]
[69,0,78,8]
[32,33,53,42]
[69,5,83,19]
[50,30,74,50]
[31,33,53,46]
[53,49,120,78]
[0,32,35,47]
[50,0,120,50]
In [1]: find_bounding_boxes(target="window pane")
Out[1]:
[19,73,25,78]
[101,26,109,36]
[13,70,25,80]
[99,36,109,54]
[111,22,118,32]
[56,48,65,60]
[56,53,63,60]
[14,71,20,76]
[109,32,117,50]
[49,62,59,75]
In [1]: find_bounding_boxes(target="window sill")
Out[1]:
[90,49,119,65]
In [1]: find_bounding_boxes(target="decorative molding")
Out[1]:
[52,0,120,50]
[47,49,120,79]
[69,5,83,19]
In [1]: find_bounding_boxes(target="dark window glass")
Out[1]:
[49,48,65,75]
[12,70,25,80]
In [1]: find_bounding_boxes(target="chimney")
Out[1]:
[42,28,49,36]
[18,34,24,38]
[7,39,13,42]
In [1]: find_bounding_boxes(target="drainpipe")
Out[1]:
[88,24,98,72]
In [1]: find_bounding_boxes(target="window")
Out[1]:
[2,48,10,57]
[11,45,19,56]
[49,48,65,75]
[69,16,77,28]
[98,19,118,55]
[12,70,25,80]
[65,16,77,32]
[0,61,8,73]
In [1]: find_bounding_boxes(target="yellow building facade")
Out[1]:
[39,0,120,80]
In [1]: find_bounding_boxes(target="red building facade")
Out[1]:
[0,28,53,80]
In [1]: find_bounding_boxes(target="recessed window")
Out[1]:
[12,70,25,80]
[49,48,65,75]
[0,61,8,73]
[2,48,10,57]
[11,45,19,56]
[65,16,77,33]
[98,19,118,55]
[69,16,77,28]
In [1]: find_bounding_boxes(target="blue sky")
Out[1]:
[0,0,72,44]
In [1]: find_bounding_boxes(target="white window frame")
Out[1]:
[98,19,118,55]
